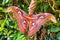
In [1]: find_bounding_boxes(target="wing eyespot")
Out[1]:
[32,22,35,26]
[23,20,26,24]
[39,16,44,19]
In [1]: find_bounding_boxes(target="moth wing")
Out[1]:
[6,6,28,34]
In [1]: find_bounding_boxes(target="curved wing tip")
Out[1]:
[5,7,12,13]
[5,6,17,12]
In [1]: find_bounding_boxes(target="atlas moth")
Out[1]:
[5,6,57,36]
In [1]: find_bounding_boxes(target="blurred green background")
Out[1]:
[0,0,60,40]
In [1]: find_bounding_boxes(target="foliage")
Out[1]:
[0,0,60,40]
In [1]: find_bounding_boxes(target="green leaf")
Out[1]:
[14,22,17,29]
[56,32,60,40]
[23,6,28,13]
[0,7,3,11]
[0,20,4,25]
[23,0,29,5]
[0,27,4,31]
[40,6,44,12]
[22,37,26,40]
[2,0,9,5]
[50,27,60,32]
[5,19,9,26]
[44,5,49,12]
[7,30,13,36]
[59,11,60,17]
[37,0,42,3]
[1,19,6,28]
[13,32,22,40]
[16,35,24,40]
[56,1,60,6]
